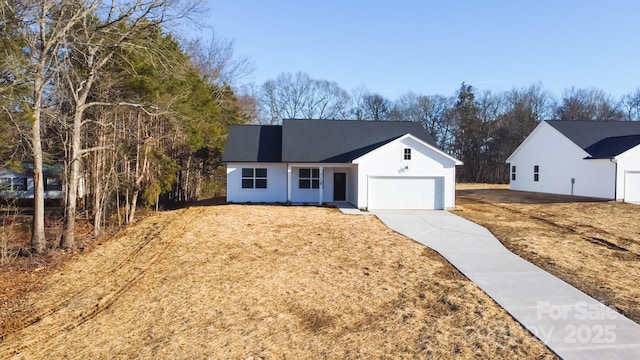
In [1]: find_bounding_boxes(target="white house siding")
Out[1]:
[322,167,334,202]
[507,122,615,199]
[354,136,457,209]
[288,164,355,204]
[347,166,358,205]
[226,163,287,203]
[614,144,640,201]
[289,166,320,203]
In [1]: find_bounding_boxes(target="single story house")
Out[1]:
[222,119,462,210]
[506,120,640,201]
[0,163,65,200]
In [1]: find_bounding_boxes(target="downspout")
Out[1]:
[286,164,291,203]
[319,166,324,205]
[610,158,618,200]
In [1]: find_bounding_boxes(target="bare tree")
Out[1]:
[556,87,623,121]
[0,0,103,253]
[392,92,456,150]
[260,72,350,124]
[183,31,254,87]
[235,84,261,123]
[359,92,390,121]
[620,89,640,121]
[58,0,204,249]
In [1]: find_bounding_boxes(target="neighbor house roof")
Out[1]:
[223,119,438,163]
[546,120,640,158]
[0,162,64,177]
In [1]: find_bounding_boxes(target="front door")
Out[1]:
[333,172,346,201]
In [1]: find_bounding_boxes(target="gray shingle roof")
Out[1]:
[223,119,437,163]
[281,119,436,162]
[221,125,282,162]
[546,120,640,158]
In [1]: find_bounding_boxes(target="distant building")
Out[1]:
[0,163,65,200]
[506,120,640,202]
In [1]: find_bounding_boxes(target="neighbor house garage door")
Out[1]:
[624,171,640,202]
[368,176,444,210]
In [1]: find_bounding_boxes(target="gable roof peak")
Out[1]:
[545,120,640,158]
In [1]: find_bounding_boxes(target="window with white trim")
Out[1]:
[511,165,516,181]
[299,168,320,189]
[241,168,267,189]
[45,177,63,191]
[534,165,539,182]
[0,178,11,190]
[0,177,27,191]
[403,148,412,161]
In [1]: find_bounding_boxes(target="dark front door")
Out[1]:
[333,172,346,201]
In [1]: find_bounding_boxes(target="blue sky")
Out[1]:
[199,0,640,100]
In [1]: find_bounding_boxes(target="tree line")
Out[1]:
[3,0,639,255]
[0,0,249,253]
[254,72,640,183]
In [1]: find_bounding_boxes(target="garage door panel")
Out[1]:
[368,177,444,210]
[625,171,640,202]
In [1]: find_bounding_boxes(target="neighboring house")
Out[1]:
[506,120,640,202]
[0,163,65,200]
[222,119,462,210]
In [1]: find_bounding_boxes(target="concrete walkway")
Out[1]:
[373,210,640,360]
[328,202,373,215]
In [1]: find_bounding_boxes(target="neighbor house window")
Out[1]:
[403,148,412,160]
[511,165,516,181]
[12,177,27,191]
[45,177,63,191]
[241,168,267,189]
[299,168,320,189]
[0,178,10,190]
[534,165,539,182]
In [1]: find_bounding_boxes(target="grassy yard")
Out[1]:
[0,205,554,359]
[455,185,640,325]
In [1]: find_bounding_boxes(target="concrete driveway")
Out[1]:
[374,210,640,360]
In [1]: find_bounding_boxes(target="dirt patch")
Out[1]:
[456,183,510,190]
[455,188,640,324]
[0,205,555,359]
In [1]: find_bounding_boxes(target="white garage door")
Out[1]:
[368,176,444,210]
[624,171,640,202]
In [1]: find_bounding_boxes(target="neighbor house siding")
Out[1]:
[0,170,65,200]
[507,122,615,199]
[226,163,287,203]
[614,144,640,201]
[354,136,457,209]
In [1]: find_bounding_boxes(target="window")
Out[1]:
[45,177,63,191]
[0,177,28,191]
[534,165,539,182]
[12,177,27,191]
[0,178,11,190]
[299,168,320,189]
[511,165,516,181]
[403,148,412,161]
[241,168,267,189]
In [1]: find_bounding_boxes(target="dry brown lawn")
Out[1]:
[455,187,640,325]
[0,205,555,359]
